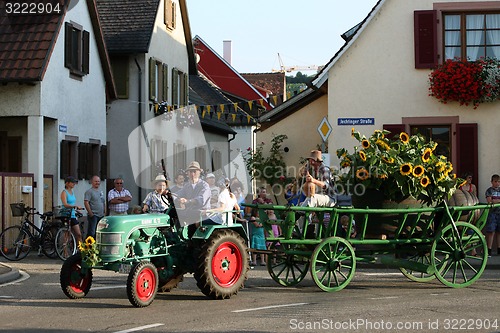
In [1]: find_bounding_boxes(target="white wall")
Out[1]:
[327,0,500,197]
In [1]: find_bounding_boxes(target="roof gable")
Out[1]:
[311,0,385,88]
[193,35,272,110]
[0,1,67,82]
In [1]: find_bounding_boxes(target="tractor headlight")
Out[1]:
[99,233,122,244]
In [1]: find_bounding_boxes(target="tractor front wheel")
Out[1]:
[126,261,159,307]
[60,253,92,299]
[195,229,249,299]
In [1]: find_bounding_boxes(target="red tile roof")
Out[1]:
[0,3,66,82]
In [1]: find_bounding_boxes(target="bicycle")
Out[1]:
[0,203,60,261]
[54,208,84,261]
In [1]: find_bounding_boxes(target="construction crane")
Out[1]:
[271,53,321,73]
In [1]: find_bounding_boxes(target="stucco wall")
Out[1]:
[327,0,500,196]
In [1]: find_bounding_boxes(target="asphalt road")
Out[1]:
[1,256,499,333]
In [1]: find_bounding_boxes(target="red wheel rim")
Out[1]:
[211,241,243,287]
[69,263,90,293]
[135,267,156,301]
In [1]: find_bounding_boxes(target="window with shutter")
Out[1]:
[172,67,179,106]
[414,10,438,69]
[149,57,157,101]
[64,22,90,77]
[111,56,129,99]
[60,139,78,179]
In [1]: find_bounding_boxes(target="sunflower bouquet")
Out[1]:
[78,236,101,267]
[336,129,461,207]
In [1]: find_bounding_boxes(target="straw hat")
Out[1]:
[186,161,202,171]
[152,174,168,187]
[307,150,323,162]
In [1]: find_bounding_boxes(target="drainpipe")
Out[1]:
[134,58,142,201]
[228,133,236,178]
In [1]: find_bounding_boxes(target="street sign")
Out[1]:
[317,117,332,142]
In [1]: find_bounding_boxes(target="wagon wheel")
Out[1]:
[431,221,487,288]
[60,253,92,299]
[126,261,159,307]
[194,229,249,299]
[398,246,437,282]
[310,237,356,292]
[266,241,310,287]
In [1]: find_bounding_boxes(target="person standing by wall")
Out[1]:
[84,175,106,239]
[107,178,132,215]
[485,174,500,257]
[61,176,83,244]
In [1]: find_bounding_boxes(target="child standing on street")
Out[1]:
[485,174,500,257]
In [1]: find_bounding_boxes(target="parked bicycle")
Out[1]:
[54,207,84,261]
[0,203,60,261]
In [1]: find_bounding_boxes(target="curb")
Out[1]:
[0,263,21,285]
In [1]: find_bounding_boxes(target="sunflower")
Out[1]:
[85,236,95,245]
[399,132,410,144]
[376,139,390,151]
[382,156,395,164]
[382,156,394,164]
[436,161,446,172]
[420,176,430,187]
[361,140,370,149]
[374,129,385,138]
[356,168,370,181]
[412,165,425,177]
[400,163,413,176]
[341,159,351,168]
[422,148,432,163]
[359,151,367,161]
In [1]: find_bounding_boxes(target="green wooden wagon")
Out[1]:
[245,202,500,291]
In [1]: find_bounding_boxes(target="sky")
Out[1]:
[186,0,379,74]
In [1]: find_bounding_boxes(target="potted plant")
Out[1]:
[336,128,461,207]
[428,58,500,108]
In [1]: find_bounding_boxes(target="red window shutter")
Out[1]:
[414,10,438,69]
[383,124,406,140]
[456,123,478,186]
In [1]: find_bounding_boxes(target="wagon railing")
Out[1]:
[244,202,500,291]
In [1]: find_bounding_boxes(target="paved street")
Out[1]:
[1,255,499,333]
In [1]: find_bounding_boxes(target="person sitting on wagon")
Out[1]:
[142,175,171,213]
[301,150,336,208]
[202,178,240,226]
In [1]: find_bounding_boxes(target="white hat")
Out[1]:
[206,173,215,178]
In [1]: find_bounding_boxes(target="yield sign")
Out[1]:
[317,117,332,142]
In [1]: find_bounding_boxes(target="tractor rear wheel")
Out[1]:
[60,253,92,299]
[126,261,158,307]
[195,229,249,299]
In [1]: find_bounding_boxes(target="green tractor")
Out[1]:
[60,207,249,307]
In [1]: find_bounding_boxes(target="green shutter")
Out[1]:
[172,67,178,106]
[149,57,156,101]
[163,64,169,103]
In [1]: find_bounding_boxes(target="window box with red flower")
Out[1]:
[428,58,500,108]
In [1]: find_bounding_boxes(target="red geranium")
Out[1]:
[428,59,484,108]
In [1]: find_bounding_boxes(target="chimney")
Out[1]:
[223,40,232,65]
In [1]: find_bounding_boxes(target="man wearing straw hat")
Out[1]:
[301,150,336,207]
[173,161,211,236]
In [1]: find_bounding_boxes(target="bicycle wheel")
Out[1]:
[0,226,31,261]
[55,226,77,261]
[41,226,58,259]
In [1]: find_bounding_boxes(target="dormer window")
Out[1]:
[64,22,90,77]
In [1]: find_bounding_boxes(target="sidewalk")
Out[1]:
[0,262,21,284]
[1,254,499,285]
